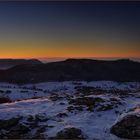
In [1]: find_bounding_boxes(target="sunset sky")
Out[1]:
[0,1,140,59]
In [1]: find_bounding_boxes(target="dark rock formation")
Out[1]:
[0,114,48,139]
[0,97,12,104]
[52,127,85,139]
[111,114,140,139]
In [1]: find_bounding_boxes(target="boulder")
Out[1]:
[53,127,85,139]
[111,114,140,139]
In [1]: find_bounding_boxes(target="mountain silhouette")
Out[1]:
[0,59,140,83]
[0,59,42,69]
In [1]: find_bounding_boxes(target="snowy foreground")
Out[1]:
[0,81,140,139]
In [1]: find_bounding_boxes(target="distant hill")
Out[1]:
[0,59,42,69]
[0,59,140,83]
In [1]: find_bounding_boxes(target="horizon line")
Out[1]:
[0,56,140,59]
[0,57,140,62]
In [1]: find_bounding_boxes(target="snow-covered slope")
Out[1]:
[0,81,140,139]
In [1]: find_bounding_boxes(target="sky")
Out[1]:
[0,1,140,59]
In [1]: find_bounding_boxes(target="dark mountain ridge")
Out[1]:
[0,59,140,83]
[0,59,42,69]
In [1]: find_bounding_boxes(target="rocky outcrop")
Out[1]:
[111,107,140,139]
[51,127,85,139]
[0,114,48,139]
[68,96,122,112]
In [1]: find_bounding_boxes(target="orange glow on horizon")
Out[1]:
[0,39,139,59]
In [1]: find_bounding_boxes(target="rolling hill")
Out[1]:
[0,59,140,83]
[0,59,42,69]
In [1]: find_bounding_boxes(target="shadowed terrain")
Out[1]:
[0,59,140,83]
[0,59,42,69]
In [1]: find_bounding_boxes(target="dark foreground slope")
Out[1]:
[0,59,42,69]
[0,59,140,83]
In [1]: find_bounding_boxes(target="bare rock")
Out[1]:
[111,114,140,139]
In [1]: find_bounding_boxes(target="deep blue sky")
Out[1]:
[0,1,140,58]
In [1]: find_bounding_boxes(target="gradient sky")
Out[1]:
[0,1,140,59]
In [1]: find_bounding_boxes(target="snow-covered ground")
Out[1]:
[0,81,140,139]
[0,81,139,101]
